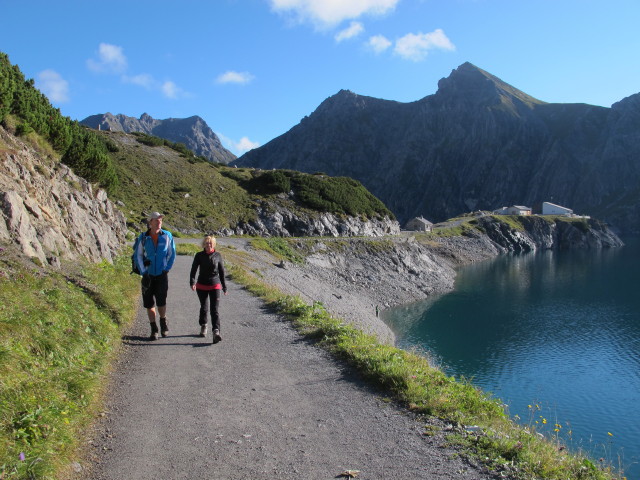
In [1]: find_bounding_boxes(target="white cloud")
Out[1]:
[87,43,127,73]
[367,34,391,53]
[121,75,189,99]
[235,136,260,153]
[216,71,255,85]
[37,69,69,103]
[270,0,399,28]
[161,81,188,99]
[219,133,260,155]
[122,73,155,89]
[335,21,364,42]
[85,43,190,100]
[394,29,455,61]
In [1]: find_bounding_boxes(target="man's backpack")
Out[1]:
[131,233,146,275]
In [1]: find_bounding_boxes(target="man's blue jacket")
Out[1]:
[135,229,176,276]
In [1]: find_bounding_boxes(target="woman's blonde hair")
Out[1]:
[202,235,217,248]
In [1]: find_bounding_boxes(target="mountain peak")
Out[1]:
[80,113,236,164]
[435,62,544,109]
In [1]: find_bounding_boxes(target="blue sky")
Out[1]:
[2,0,639,156]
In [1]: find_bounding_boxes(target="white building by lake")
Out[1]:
[541,202,573,216]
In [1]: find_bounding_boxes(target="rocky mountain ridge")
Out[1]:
[80,112,236,164]
[234,62,640,234]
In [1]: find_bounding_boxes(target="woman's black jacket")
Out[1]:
[189,250,227,292]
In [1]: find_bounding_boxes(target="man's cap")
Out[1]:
[148,212,164,221]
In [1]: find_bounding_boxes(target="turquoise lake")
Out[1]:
[383,238,640,479]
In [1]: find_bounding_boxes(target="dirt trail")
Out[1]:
[80,252,494,480]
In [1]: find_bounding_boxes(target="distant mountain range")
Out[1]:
[80,113,236,164]
[233,62,640,234]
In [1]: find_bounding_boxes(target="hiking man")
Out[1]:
[134,212,176,340]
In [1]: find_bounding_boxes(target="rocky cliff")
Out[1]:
[0,125,126,266]
[472,215,624,253]
[80,113,236,164]
[234,62,640,234]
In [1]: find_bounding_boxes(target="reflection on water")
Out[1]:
[383,239,640,478]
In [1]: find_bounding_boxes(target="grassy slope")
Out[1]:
[0,246,139,479]
[102,131,256,233]
[101,130,393,235]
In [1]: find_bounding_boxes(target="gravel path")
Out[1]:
[79,251,497,480]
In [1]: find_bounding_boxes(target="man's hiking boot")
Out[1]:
[160,317,169,337]
[213,329,222,344]
[149,322,159,341]
[199,325,208,337]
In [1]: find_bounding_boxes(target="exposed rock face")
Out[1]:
[80,113,236,164]
[474,215,624,252]
[218,202,400,237]
[0,126,127,266]
[234,62,640,234]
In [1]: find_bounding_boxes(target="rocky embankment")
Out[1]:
[0,125,126,266]
[231,217,622,345]
[230,233,503,344]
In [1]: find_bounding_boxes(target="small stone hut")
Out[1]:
[405,216,433,232]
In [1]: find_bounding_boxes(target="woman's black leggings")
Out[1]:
[196,289,221,331]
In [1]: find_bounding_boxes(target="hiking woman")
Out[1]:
[189,236,227,343]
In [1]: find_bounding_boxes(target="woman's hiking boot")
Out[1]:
[213,329,222,344]
[199,325,208,337]
[149,321,159,341]
[160,317,169,337]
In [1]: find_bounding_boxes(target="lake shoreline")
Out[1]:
[220,216,624,345]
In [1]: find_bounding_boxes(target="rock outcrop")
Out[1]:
[474,215,624,252]
[234,62,640,234]
[219,202,399,237]
[0,125,127,266]
[80,113,236,164]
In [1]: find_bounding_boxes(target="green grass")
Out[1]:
[175,243,201,256]
[485,214,527,230]
[419,218,480,238]
[0,251,139,479]
[222,244,621,480]
[249,238,305,264]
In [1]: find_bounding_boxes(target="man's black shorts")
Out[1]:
[141,272,168,309]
